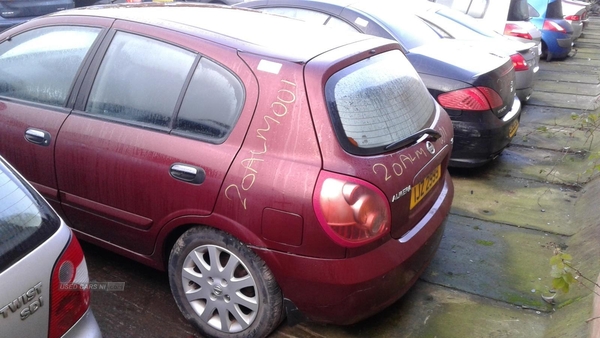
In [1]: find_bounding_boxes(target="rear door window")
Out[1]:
[0,160,59,273]
[325,50,435,156]
[85,31,196,128]
[0,26,100,106]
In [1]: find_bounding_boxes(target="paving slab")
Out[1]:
[535,71,599,84]
[270,283,549,338]
[512,118,600,152]
[423,214,565,310]
[449,170,578,236]
[533,81,600,96]
[487,146,596,185]
[528,92,599,110]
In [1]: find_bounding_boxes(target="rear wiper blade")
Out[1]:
[384,128,441,150]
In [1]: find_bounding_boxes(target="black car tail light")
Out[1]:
[313,172,390,247]
[504,23,533,40]
[49,230,90,338]
[437,87,503,111]
[510,53,529,71]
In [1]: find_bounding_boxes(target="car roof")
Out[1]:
[49,3,375,62]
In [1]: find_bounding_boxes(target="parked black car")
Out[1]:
[0,0,73,31]
[239,0,522,167]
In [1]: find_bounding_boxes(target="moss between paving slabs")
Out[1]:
[416,285,548,338]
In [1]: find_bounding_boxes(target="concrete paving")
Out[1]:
[84,16,600,338]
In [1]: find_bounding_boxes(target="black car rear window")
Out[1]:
[546,0,564,19]
[0,159,59,273]
[507,0,531,21]
[325,50,435,156]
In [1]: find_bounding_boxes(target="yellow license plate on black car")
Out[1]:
[508,119,519,138]
[410,165,441,210]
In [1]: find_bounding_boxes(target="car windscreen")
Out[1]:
[325,50,435,156]
[546,0,564,19]
[0,159,60,273]
[507,0,531,21]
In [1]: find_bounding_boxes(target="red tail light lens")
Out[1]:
[49,231,90,338]
[510,53,529,71]
[437,87,504,111]
[543,20,566,33]
[564,15,581,21]
[504,23,533,40]
[314,172,390,247]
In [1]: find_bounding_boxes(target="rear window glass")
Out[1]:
[546,0,564,19]
[0,160,59,273]
[351,2,442,50]
[325,50,435,155]
[508,0,531,21]
[436,8,499,38]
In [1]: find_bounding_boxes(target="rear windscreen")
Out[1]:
[325,50,435,156]
[546,0,564,19]
[0,160,59,273]
[508,0,531,21]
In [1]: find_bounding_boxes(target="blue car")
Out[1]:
[528,0,574,60]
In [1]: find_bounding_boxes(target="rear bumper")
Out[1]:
[570,21,583,40]
[63,308,102,338]
[515,68,535,102]
[450,95,521,167]
[258,175,453,325]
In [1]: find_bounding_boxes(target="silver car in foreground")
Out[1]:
[0,156,102,338]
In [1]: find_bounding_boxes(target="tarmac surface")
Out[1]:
[83,16,600,338]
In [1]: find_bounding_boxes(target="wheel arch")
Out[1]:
[156,214,271,271]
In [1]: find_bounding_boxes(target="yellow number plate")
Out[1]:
[508,119,519,138]
[410,165,441,210]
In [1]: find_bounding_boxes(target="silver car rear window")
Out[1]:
[0,160,59,273]
[325,50,435,155]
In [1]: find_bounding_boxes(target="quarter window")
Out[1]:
[174,58,244,142]
[86,32,195,128]
[0,26,100,106]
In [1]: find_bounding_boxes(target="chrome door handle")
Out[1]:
[25,128,51,146]
[169,163,206,184]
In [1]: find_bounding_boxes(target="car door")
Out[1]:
[55,20,256,255]
[0,18,110,209]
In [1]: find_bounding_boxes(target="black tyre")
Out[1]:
[168,227,283,338]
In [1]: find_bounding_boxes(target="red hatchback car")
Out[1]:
[0,4,454,337]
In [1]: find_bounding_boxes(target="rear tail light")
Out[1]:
[504,23,533,40]
[49,231,90,338]
[564,15,581,21]
[314,172,390,247]
[437,87,504,111]
[543,20,566,33]
[510,53,529,71]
